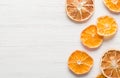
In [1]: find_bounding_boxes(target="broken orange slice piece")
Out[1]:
[81,25,103,48]
[68,50,94,74]
[66,0,95,22]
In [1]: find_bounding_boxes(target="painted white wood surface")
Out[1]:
[0,0,119,78]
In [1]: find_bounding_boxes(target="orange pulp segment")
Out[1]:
[68,50,94,74]
[101,50,120,78]
[81,25,103,48]
[66,0,94,22]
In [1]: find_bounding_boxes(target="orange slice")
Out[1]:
[80,25,103,48]
[103,0,120,12]
[68,50,94,75]
[97,16,118,37]
[96,73,106,78]
[101,50,120,78]
[66,0,95,22]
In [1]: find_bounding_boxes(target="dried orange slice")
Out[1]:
[97,16,118,37]
[66,0,95,22]
[101,50,120,78]
[103,0,120,12]
[68,50,94,74]
[80,25,103,48]
[96,73,106,78]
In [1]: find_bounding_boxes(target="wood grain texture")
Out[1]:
[0,0,119,78]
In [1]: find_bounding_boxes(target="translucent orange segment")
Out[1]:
[103,0,120,12]
[68,50,93,75]
[78,51,89,61]
[81,8,90,19]
[103,67,113,77]
[85,0,94,4]
[83,56,94,65]
[102,52,111,62]
[83,6,94,13]
[101,61,111,69]
[75,64,90,74]
[111,69,119,77]
[106,50,116,58]
[117,61,120,66]
[67,0,74,4]
[67,4,81,20]
[66,0,94,22]
[116,51,120,61]
[81,25,103,48]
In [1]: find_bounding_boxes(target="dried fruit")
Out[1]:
[101,50,120,78]
[68,50,94,74]
[66,0,94,22]
[81,25,103,48]
[97,16,118,37]
[103,0,120,12]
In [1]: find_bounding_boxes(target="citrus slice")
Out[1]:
[96,73,106,78]
[68,50,94,74]
[97,16,118,37]
[66,0,95,22]
[103,0,120,12]
[101,50,120,78]
[80,25,103,48]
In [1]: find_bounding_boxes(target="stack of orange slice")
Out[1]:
[80,16,118,48]
[66,0,95,22]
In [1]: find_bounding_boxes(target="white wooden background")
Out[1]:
[0,0,119,78]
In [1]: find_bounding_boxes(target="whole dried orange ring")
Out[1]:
[66,0,95,22]
[97,16,118,37]
[101,50,120,78]
[103,0,120,12]
[81,25,103,48]
[68,50,94,75]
